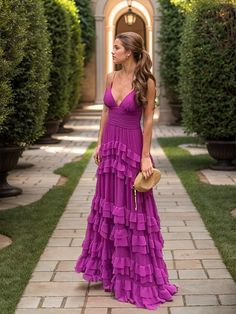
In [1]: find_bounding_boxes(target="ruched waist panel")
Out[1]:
[107,110,141,129]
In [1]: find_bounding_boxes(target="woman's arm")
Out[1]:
[93,72,113,165]
[97,73,113,145]
[141,78,156,178]
[97,105,109,146]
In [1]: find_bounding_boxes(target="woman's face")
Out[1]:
[112,38,129,64]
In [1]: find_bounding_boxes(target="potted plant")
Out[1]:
[178,0,236,170]
[0,0,51,197]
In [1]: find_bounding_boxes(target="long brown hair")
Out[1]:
[115,31,156,108]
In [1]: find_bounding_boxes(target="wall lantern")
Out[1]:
[124,0,136,26]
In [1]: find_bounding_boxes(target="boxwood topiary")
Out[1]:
[159,0,186,106]
[0,0,27,132]
[158,0,192,123]
[74,0,95,66]
[178,0,236,140]
[59,0,84,110]
[42,0,72,121]
[0,0,51,147]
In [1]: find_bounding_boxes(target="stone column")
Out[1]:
[95,15,105,105]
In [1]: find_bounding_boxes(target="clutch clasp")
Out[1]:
[132,185,137,211]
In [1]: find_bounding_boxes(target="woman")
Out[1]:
[74,31,179,310]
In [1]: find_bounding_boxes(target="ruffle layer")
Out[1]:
[97,140,156,185]
[111,276,178,310]
[99,140,141,166]
[96,140,141,184]
[90,195,163,240]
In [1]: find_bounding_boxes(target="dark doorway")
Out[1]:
[114,13,146,71]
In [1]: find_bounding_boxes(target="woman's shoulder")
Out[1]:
[105,71,116,88]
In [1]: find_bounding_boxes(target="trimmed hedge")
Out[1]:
[0,0,27,131]
[59,0,84,110]
[158,0,193,124]
[178,0,236,140]
[42,0,72,120]
[0,0,51,147]
[74,0,95,65]
[159,0,185,105]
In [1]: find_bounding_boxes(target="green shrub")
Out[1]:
[74,0,95,65]
[178,0,236,140]
[42,0,72,120]
[0,0,27,132]
[0,0,51,147]
[59,0,84,110]
[158,0,186,105]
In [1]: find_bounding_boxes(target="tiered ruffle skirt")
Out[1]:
[74,122,179,310]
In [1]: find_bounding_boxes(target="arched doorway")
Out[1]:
[114,13,146,71]
[116,13,146,44]
[94,0,175,124]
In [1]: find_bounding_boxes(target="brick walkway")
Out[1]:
[9,105,236,313]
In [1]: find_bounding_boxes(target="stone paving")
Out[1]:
[8,104,235,313]
[0,104,101,211]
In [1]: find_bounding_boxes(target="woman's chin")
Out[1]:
[113,60,122,65]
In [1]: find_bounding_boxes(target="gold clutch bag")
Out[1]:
[132,168,161,210]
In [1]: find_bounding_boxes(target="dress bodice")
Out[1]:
[103,85,142,129]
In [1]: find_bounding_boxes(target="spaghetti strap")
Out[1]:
[110,71,116,87]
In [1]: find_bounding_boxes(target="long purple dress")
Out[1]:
[74,78,179,310]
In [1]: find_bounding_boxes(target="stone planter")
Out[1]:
[57,113,73,134]
[0,146,23,197]
[206,140,236,170]
[36,119,61,144]
[170,103,182,125]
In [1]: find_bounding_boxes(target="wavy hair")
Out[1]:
[115,31,156,108]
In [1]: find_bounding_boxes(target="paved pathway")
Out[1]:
[2,104,235,313]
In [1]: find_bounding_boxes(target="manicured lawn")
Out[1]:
[158,137,236,282]
[0,142,96,314]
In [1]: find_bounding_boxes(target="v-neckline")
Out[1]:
[109,83,134,108]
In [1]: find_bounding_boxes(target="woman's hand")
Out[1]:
[141,156,153,179]
[93,144,101,165]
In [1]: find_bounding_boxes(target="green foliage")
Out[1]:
[42,0,72,120]
[59,0,84,110]
[74,0,95,65]
[171,0,192,11]
[0,0,51,147]
[178,0,236,140]
[0,0,27,132]
[158,0,185,105]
